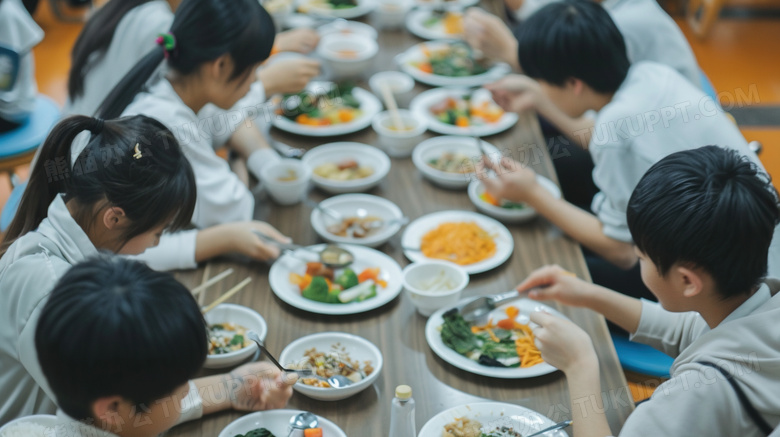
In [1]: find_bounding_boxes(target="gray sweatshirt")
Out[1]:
[622,280,780,436]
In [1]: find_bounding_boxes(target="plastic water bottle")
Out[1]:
[389,385,416,437]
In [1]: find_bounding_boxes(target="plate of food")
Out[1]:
[396,41,511,88]
[273,81,382,137]
[296,0,375,18]
[468,177,561,224]
[412,136,500,190]
[410,87,518,136]
[269,244,403,315]
[203,304,268,369]
[406,9,464,41]
[219,409,347,437]
[301,142,391,194]
[279,332,383,401]
[426,299,568,378]
[419,402,567,437]
[311,194,404,248]
[402,210,513,274]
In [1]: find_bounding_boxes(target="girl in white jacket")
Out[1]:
[0,115,293,424]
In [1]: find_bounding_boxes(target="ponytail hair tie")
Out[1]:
[90,118,104,134]
[155,32,177,59]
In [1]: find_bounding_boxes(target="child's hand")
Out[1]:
[227,221,291,261]
[463,8,519,68]
[530,311,598,375]
[275,28,320,54]
[485,75,544,114]
[517,264,594,308]
[259,58,321,96]
[228,362,298,411]
[477,155,538,204]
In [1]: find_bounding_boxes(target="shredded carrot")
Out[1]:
[420,222,496,266]
[418,63,433,74]
[485,328,499,343]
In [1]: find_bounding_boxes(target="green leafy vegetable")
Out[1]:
[234,427,276,437]
[440,309,479,355]
[302,276,330,303]
[229,335,244,346]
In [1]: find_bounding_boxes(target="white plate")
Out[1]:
[219,409,347,437]
[311,194,404,247]
[426,298,568,378]
[402,210,513,274]
[410,87,518,136]
[269,244,403,315]
[296,0,376,18]
[279,332,383,400]
[272,81,382,137]
[468,176,562,224]
[412,136,499,190]
[406,9,463,41]
[302,142,391,194]
[396,41,511,88]
[414,0,478,9]
[419,402,567,437]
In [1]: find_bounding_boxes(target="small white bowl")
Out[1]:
[371,110,427,158]
[467,176,561,224]
[369,71,415,109]
[279,332,383,401]
[318,20,378,39]
[0,415,58,436]
[373,0,412,29]
[203,304,268,369]
[261,159,312,205]
[412,136,499,189]
[311,194,404,247]
[403,261,469,316]
[317,34,378,80]
[302,142,391,194]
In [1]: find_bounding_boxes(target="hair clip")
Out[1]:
[133,143,143,160]
[155,32,177,59]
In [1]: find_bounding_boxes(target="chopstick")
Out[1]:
[201,277,252,314]
[379,82,405,131]
[191,268,234,297]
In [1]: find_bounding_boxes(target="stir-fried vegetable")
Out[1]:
[415,43,489,77]
[290,262,384,304]
[278,82,362,127]
[233,428,276,437]
[479,191,526,210]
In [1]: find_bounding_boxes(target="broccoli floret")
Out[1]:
[335,268,358,290]
[302,276,330,303]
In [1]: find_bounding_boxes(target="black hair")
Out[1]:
[35,256,208,421]
[627,146,780,298]
[0,115,196,256]
[67,0,155,101]
[97,0,276,119]
[515,0,630,93]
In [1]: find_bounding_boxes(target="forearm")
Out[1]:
[195,225,234,263]
[193,375,233,415]
[227,120,271,160]
[582,283,642,334]
[566,359,613,437]
[535,99,593,149]
[525,185,638,268]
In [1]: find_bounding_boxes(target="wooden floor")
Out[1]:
[1,0,778,402]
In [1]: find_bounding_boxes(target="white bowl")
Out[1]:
[318,19,378,39]
[468,177,561,224]
[373,0,412,29]
[403,261,469,316]
[311,194,404,247]
[279,332,383,401]
[369,71,415,109]
[302,142,391,194]
[412,136,499,189]
[0,415,58,436]
[203,304,268,369]
[371,110,427,158]
[317,34,378,80]
[260,159,312,205]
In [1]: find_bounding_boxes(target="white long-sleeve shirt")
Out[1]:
[621,280,780,436]
[0,0,43,123]
[588,61,780,278]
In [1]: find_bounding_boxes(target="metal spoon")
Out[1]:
[246,331,313,376]
[326,374,354,388]
[526,420,573,437]
[304,198,343,223]
[451,287,545,326]
[252,231,355,268]
[287,412,319,437]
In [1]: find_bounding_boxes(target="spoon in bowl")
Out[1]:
[252,231,355,268]
[287,412,319,437]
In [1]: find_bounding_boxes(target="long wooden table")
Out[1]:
[168,9,633,436]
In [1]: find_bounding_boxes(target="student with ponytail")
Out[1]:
[65,0,319,117]
[0,115,294,423]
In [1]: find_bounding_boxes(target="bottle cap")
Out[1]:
[395,385,412,399]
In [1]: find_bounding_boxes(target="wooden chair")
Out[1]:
[687,0,727,38]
